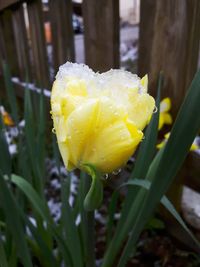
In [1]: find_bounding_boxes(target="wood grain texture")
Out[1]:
[49,0,75,75]
[12,4,32,80]
[138,0,200,116]
[82,0,119,72]
[0,9,19,76]
[27,0,50,88]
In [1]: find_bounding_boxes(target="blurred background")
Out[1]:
[0,1,200,265]
[0,0,199,115]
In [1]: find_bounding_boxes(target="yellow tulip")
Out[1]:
[159,97,173,130]
[51,62,155,174]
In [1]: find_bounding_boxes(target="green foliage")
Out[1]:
[0,63,200,267]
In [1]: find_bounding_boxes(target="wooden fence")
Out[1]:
[0,0,200,250]
[0,0,199,112]
[0,0,120,91]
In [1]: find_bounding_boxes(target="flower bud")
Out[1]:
[51,62,155,173]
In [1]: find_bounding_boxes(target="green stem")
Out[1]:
[81,173,95,267]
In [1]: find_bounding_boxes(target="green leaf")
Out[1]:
[9,174,73,266]
[145,217,165,230]
[36,91,46,181]
[117,69,200,267]
[0,173,33,267]
[117,178,200,267]
[9,174,51,221]
[61,178,84,267]
[160,196,200,248]
[0,116,11,176]
[106,191,119,247]
[22,215,58,267]
[0,232,8,267]
[83,164,103,211]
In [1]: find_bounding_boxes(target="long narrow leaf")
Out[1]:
[0,173,33,267]
[10,174,73,266]
[10,174,51,221]
[0,232,8,267]
[121,179,200,247]
[117,70,200,266]
[61,179,84,267]
[0,116,11,176]
[106,191,119,247]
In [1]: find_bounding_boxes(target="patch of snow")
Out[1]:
[12,77,51,98]
[182,186,200,230]
[50,178,61,190]
[48,199,61,222]
[8,144,17,155]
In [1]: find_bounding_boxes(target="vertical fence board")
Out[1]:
[27,0,49,88]
[0,20,6,75]
[138,0,200,116]
[82,0,119,72]
[49,0,75,74]
[12,4,31,80]
[0,9,19,76]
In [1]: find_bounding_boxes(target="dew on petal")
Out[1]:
[153,106,158,113]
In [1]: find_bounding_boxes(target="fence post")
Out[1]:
[82,0,119,72]
[12,4,32,80]
[49,0,75,75]
[138,0,200,116]
[0,9,19,76]
[27,0,50,88]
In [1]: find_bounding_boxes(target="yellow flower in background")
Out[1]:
[157,132,170,149]
[159,97,172,130]
[51,62,155,173]
[190,138,199,151]
[157,132,199,151]
[0,106,14,127]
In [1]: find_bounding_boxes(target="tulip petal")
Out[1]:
[128,94,155,130]
[140,74,148,92]
[66,100,99,167]
[83,119,143,173]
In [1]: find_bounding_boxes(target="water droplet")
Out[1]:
[52,128,56,134]
[103,174,109,179]
[67,135,72,140]
[142,136,145,140]
[112,169,121,175]
[153,106,158,113]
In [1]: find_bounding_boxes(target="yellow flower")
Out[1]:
[157,132,199,151]
[51,63,155,173]
[0,106,14,126]
[159,98,172,130]
[157,132,170,149]
[190,137,199,151]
